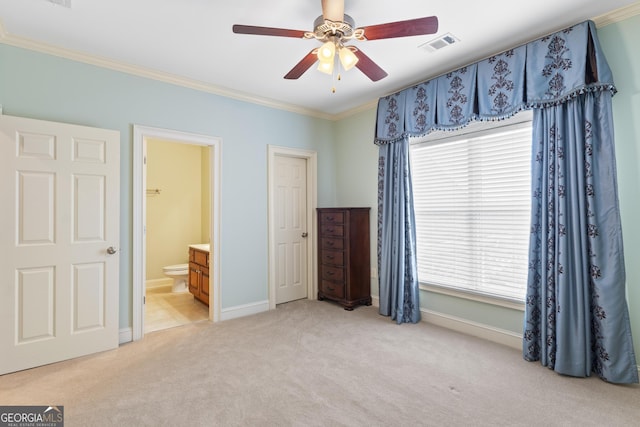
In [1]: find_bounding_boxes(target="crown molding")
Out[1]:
[0,21,336,121]
[332,99,378,121]
[2,3,640,122]
[593,1,640,26]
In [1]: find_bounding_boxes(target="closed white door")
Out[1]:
[275,155,308,304]
[0,114,120,375]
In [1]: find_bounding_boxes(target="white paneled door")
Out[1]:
[0,114,120,375]
[275,155,308,304]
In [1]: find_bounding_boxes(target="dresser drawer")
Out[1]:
[320,280,345,299]
[319,211,344,225]
[321,265,344,282]
[320,249,344,266]
[320,224,344,236]
[320,238,344,250]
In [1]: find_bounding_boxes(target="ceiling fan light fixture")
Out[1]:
[317,58,334,75]
[338,47,358,71]
[317,41,336,62]
[232,2,439,83]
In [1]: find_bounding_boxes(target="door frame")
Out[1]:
[132,125,222,340]
[267,145,318,310]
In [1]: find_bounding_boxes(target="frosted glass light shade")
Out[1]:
[317,41,336,62]
[338,47,359,71]
[317,59,334,75]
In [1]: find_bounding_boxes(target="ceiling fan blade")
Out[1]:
[353,49,388,82]
[284,50,318,80]
[361,16,439,40]
[321,0,344,22]
[232,24,306,38]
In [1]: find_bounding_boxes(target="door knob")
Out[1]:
[107,246,117,255]
[301,232,308,238]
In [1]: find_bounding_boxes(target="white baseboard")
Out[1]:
[421,310,640,375]
[371,295,521,350]
[421,309,522,350]
[118,300,269,343]
[220,300,269,321]
[119,327,132,344]
[145,278,172,288]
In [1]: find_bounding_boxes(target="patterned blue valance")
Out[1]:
[375,20,615,144]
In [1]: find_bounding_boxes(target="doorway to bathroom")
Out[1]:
[132,125,222,341]
[144,139,210,332]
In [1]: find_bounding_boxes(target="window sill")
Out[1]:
[419,283,525,311]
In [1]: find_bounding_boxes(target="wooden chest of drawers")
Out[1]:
[317,207,371,310]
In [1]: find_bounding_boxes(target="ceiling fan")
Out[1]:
[232,0,438,82]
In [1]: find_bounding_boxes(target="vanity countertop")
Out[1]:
[189,243,210,252]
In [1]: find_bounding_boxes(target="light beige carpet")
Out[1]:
[1,299,638,426]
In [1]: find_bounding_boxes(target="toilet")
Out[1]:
[162,264,189,292]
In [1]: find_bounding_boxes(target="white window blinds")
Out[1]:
[410,116,532,302]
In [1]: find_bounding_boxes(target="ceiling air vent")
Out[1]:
[420,33,460,52]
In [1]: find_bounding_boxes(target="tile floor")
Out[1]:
[145,284,209,333]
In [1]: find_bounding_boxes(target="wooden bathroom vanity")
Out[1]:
[188,244,210,306]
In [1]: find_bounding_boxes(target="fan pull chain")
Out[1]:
[331,69,337,94]
[332,57,341,94]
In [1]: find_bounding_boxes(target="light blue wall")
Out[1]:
[333,107,379,285]
[334,17,640,360]
[0,44,336,329]
[598,14,640,362]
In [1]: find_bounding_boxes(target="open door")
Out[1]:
[0,114,120,375]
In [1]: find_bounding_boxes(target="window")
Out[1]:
[409,113,532,302]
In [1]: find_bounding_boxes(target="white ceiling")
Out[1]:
[0,0,638,118]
